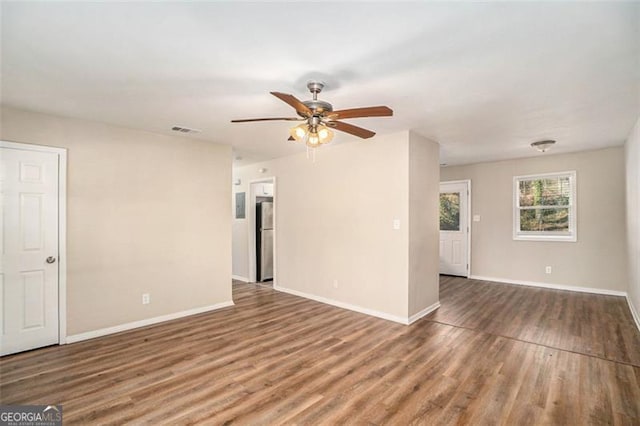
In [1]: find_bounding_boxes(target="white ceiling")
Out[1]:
[2,2,639,166]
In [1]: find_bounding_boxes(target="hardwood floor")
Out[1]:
[1,277,639,424]
[431,276,640,366]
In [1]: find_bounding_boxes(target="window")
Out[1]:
[440,192,460,231]
[513,171,576,242]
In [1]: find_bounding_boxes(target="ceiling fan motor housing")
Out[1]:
[307,81,325,94]
[299,80,334,117]
[301,99,333,115]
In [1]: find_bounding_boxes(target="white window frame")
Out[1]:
[513,171,577,242]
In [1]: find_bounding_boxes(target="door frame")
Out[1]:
[440,179,471,278]
[247,177,276,284]
[1,140,68,344]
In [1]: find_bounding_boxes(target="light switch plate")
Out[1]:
[393,219,401,230]
[473,215,481,222]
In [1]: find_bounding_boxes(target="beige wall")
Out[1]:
[1,107,232,335]
[408,133,440,316]
[441,147,627,292]
[232,130,442,322]
[234,132,412,320]
[625,118,640,320]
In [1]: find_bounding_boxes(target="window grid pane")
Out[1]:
[518,177,571,207]
[518,205,570,210]
[440,192,460,231]
[514,171,576,241]
[519,208,570,232]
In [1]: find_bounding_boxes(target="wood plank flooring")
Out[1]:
[1,276,639,424]
[430,276,640,366]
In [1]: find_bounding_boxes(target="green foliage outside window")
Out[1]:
[440,193,460,231]
[518,177,570,232]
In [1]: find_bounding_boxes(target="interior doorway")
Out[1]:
[439,180,471,278]
[1,141,67,355]
[248,178,276,284]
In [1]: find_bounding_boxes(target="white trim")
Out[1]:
[248,177,276,285]
[232,275,250,282]
[469,275,627,297]
[0,141,68,344]
[513,170,577,242]
[626,295,640,333]
[408,302,441,325]
[440,179,471,278]
[66,301,235,344]
[0,141,66,155]
[274,285,411,325]
[439,179,470,185]
[272,177,277,287]
[467,180,472,276]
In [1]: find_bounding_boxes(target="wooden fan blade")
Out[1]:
[231,117,302,123]
[327,106,393,120]
[287,136,295,141]
[270,92,312,116]
[331,121,376,139]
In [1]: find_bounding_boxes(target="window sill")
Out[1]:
[513,234,577,242]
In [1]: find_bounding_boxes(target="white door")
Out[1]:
[439,181,469,277]
[1,147,60,355]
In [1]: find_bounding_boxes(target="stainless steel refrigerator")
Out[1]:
[256,201,274,282]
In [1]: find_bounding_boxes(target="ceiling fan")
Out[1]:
[231,81,393,148]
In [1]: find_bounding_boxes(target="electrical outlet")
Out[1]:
[545,266,552,274]
[333,280,339,289]
[142,293,150,305]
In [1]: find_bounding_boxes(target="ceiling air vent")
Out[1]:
[171,125,201,134]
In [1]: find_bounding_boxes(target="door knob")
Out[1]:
[46,256,56,264]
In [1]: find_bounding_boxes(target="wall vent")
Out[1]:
[171,125,201,134]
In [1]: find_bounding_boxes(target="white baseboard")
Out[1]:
[232,275,250,282]
[408,302,441,325]
[65,301,235,344]
[274,285,411,325]
[626,295,640,333]
[469,275,627,297]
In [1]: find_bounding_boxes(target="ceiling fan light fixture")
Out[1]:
[232,81,393,154]
[290,123,334,147]
[317,126,334,144]
[307,133,320,147]
[289,124,307,142]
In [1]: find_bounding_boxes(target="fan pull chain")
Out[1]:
[305,145,317,162]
